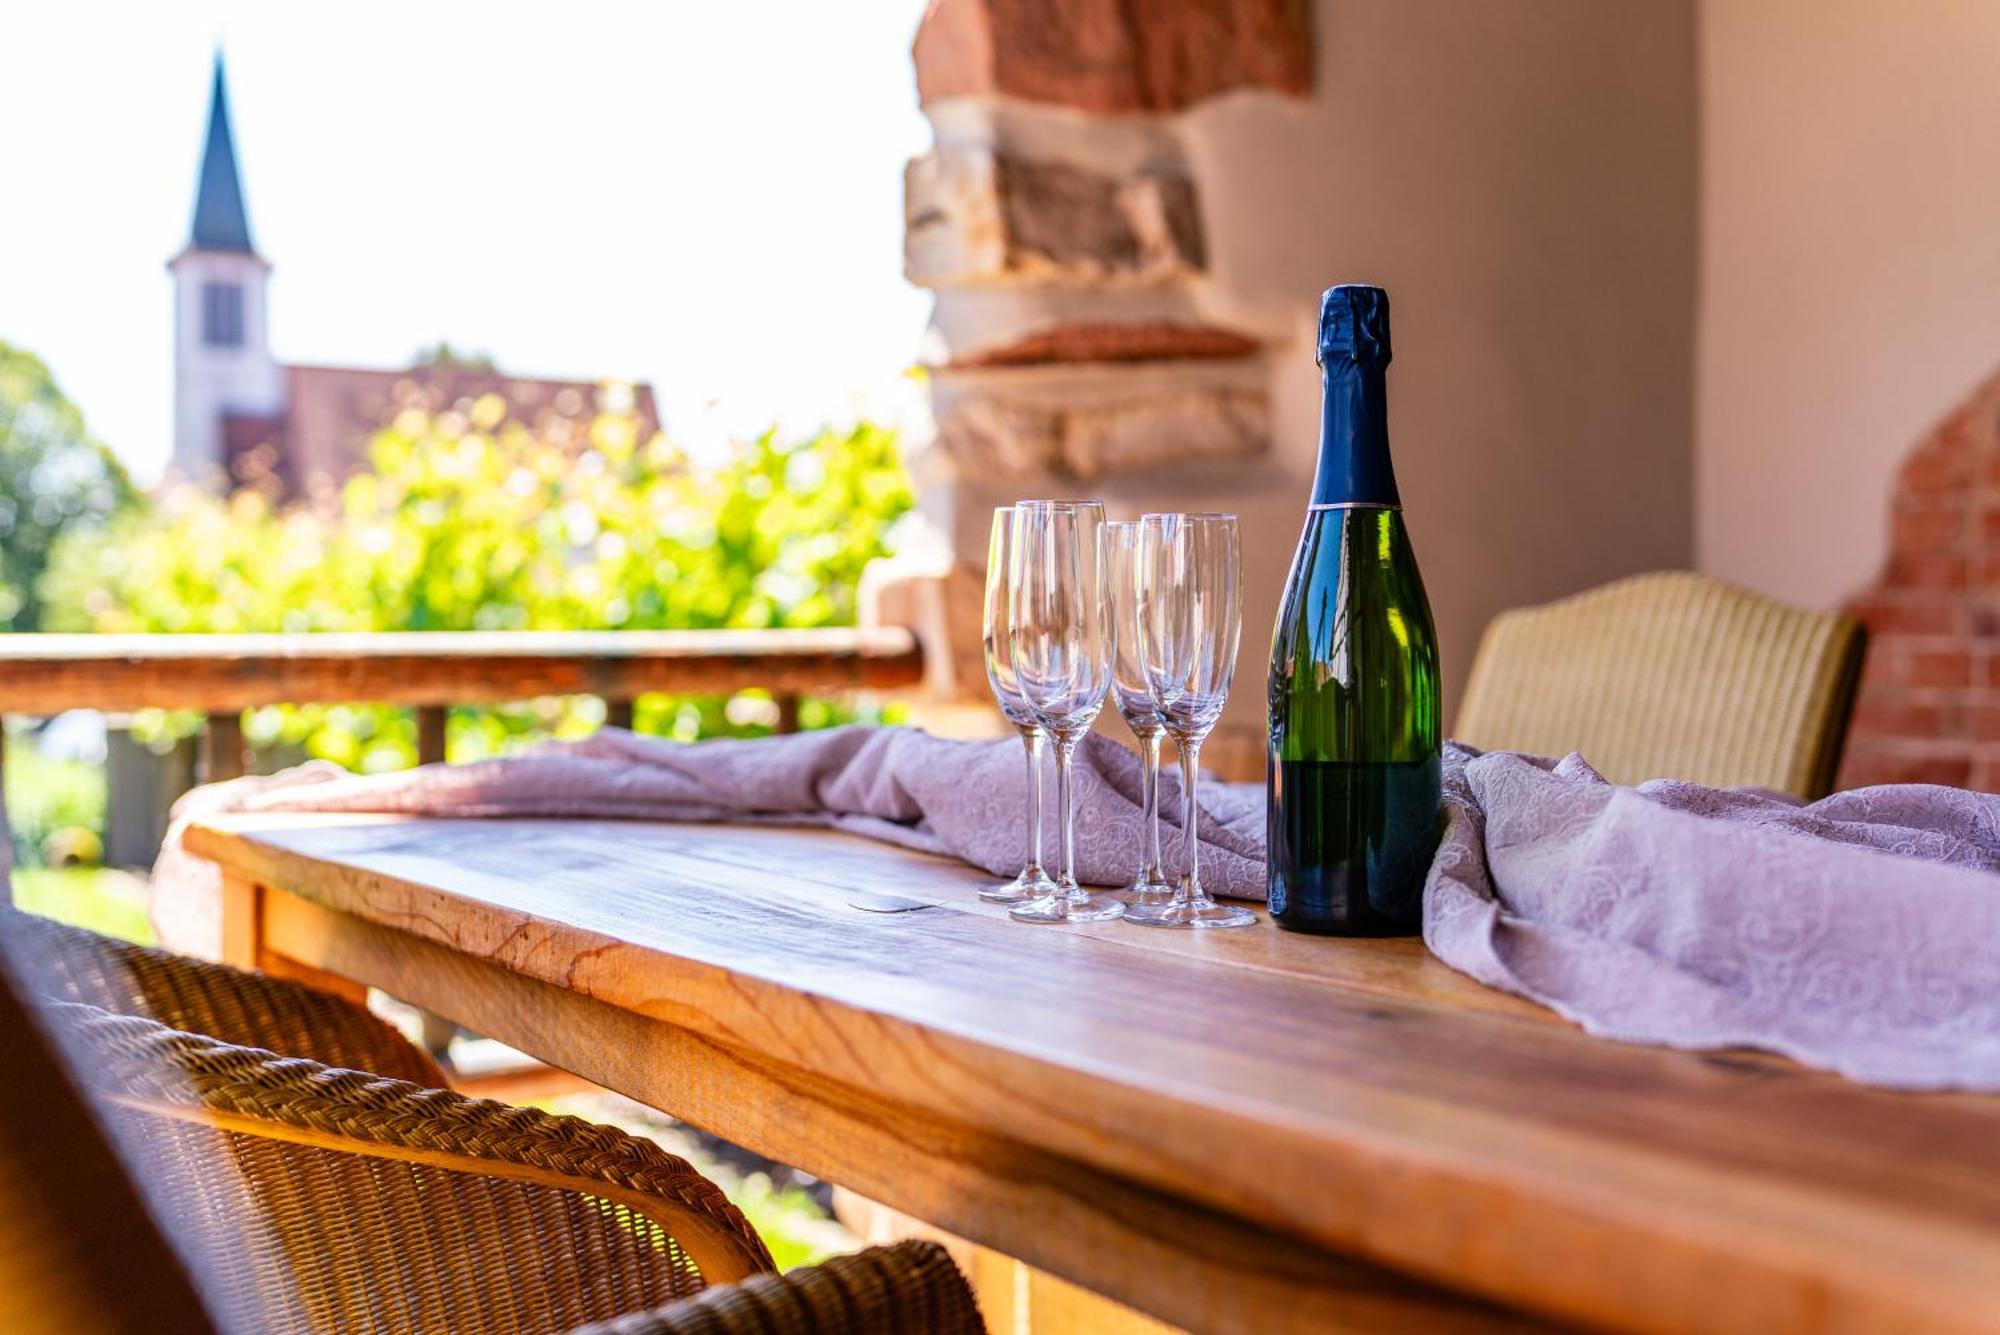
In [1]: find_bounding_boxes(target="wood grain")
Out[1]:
[251,889,1539,1335]
[0,629,923,714]
[187,815,2000,1335]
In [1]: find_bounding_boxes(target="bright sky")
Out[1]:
[1,1,935,482]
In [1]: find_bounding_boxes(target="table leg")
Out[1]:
[218,870,261,972]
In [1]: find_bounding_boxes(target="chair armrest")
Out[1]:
[568,1240,985,1335]
[7,908,444,1086]
[54,1003,774,1333]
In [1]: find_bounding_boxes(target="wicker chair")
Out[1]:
[1454,571,1866,798]
[13,910,445,1086]
[5,915,984,1335]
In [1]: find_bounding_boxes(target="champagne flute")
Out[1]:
[1006,500,1123,924]
[1102,520,1170,907]
[980,506,1057,903]
[1127,513,1255,929]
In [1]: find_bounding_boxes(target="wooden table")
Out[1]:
[184,815,2000,1335]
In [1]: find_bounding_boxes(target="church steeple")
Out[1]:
[170,52,282,487]
[188,55,256,255]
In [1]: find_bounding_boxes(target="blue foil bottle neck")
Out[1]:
[1311,359,1400,508]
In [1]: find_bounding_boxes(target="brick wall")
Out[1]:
[1841,369,2000,788]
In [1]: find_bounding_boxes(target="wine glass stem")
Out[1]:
[1140,729,1164,882]
[1178,738,1202,906]
[1021,726,1047,880]
[1053,732,1079,893]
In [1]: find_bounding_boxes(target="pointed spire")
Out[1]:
[188,53,256,254]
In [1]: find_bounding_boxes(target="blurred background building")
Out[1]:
[170,58,657,496]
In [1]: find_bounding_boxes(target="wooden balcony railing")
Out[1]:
[0,628,926,782]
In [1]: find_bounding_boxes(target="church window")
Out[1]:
[202,282,244,347]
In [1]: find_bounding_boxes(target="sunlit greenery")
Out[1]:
[40,398,914,768]
[0,341,135,629]
[10,866,154,945]
[3,740,106,870]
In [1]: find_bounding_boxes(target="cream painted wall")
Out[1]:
[1698,0,2000,609]
[1178,0,1697,724]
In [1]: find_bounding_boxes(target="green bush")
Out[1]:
[0,340,136,628]
[2,740,107,870]
[40,403,914,766]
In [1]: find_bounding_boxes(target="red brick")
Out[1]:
[1969,698,2000,742]
[1838,747,1973,790]
[1899,445,1974,495]
[1893,501,1965,554]
[1850,693,1954,740]
[1970,601,2000,637]
[1847,591,1960,634]
[1882,551,1969,590]
[1906,647,1974,688]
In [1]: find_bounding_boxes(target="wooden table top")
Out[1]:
[186,814,2000,1335]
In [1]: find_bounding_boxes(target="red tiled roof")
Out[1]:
[244,364,661,496]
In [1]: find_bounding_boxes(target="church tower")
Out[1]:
[168,55,283,487]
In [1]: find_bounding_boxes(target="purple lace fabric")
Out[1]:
[1426,744,2000,1091]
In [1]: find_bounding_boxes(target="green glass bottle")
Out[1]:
[1267,285,1442,935]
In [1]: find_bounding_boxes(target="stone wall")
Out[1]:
[1841,369,2000,788]
[897,0,1312,776]
[887,0,1698,787]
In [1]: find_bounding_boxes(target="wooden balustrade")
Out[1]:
[0,628,924,783]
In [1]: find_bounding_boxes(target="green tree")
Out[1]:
[412,340,496,371]
[41,402,913,767]
[0,342,135,629]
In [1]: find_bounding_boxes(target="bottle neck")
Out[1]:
[1311,360,1400,508]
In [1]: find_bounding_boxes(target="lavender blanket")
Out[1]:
[151,726,1263,956]
[152,726,2000,1091]
[1430,744,2000,1091]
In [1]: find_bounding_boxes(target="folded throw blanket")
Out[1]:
[1427,744,2000,1091]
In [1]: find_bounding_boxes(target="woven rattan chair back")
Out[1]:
[1455,571,1865,798]
[58,1003,773,1335]
[11,911,444,1085]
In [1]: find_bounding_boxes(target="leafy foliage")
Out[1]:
[412,340,496,371]
[0,342,136,629]
[42,401,913,766]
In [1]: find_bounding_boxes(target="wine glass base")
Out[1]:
[979,867,1058,903]
[1124,898,1257,930]
[1120,874,1174,909]
[1008,890,1126,924]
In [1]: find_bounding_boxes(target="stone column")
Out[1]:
[893,0,1313,777]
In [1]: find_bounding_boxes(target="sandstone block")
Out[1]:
[1059,385,1266,479]
[932,361,1268,481]
[906,148,1203,287]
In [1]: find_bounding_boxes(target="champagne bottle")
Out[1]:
[1266,285,1442,935]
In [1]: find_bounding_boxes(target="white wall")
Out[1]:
[168,248,283,486]
[1698,0,2000,609]
[1180,0,1698,723]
